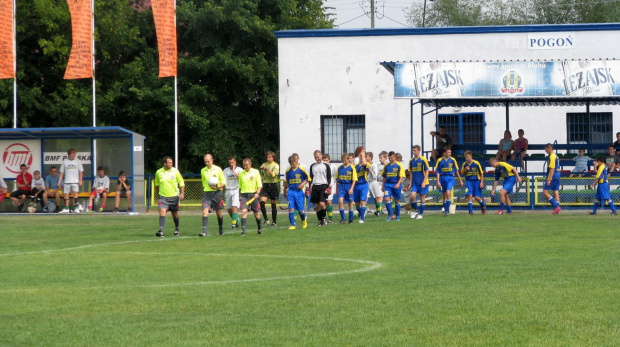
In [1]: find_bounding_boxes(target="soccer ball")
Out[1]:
[74,203,84,214]
[27,202,37,213]
[208,176,219,187]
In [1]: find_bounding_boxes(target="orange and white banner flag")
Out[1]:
[0,0,15,79]
[64,0,92,79]
[152,0,177,78]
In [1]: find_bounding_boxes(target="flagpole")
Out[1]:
[174,0,178,167]
[91,0,97,167]
[12,0,16,128]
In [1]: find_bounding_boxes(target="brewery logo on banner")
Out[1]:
[500,70,525,95]
[0,140,41,177]
[415,62,464,98]
[562,61,615,96]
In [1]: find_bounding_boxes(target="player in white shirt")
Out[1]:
[31,170,48,209]
[58,148,84,213]
[322,154,338,223]
[87,166,110,212]
[366,152,384,216]
[223,156,243,229]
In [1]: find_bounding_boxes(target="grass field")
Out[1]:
[1,211,619,346]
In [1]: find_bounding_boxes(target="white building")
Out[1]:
[275,24,620,168]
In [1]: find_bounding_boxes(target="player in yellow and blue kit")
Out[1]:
[490,157,522,215]
[354,149,370,223]
[589,157,617,215]
[284,155,311,229]
[543,143,562,214]
[407,145,429,219]
[336,154,358,224]
[381,151,406,221]
[435,149,464,216]
[461,150,487,215]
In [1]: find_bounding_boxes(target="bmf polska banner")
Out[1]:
[393,60,620,99]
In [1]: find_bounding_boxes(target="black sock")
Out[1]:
[260,201,268,220]
[217,216,223,229]
[241,218,247,232]
[202,216,208,231]
[271,203,277,223]
[173,217,179,230]
[159,216,165,231]
[256,218,262,229]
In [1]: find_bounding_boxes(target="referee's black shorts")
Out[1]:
[310,184,328,204]
[260,183,279,200]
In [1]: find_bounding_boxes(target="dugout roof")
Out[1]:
[0,126,140,140]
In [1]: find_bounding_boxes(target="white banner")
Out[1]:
[0,140,42,178]
[44,152,92,165]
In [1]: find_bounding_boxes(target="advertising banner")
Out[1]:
[393,60,620,99]
[0,0,14,79]
[0,140,41,179]
[151,0,177,78]
[64,0,92,79]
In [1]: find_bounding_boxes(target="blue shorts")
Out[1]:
[287,189,305,211]
[595,183,611,201]
[501,177,516,194]
[410,183,429,195]
[439,176,454,193]
[337,183,353,202]
[383,182,402,200]
[465,180,482,198]
[543,179,560,191]
[354,182,368,202]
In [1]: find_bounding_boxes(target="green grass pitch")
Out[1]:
[1,211,619,346]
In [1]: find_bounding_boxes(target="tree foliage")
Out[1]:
[0,0,333,173]
[406,0,620,27]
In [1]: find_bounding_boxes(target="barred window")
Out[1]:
[437,113,486,154]
[566,112,612,154]
[321,115,365,162]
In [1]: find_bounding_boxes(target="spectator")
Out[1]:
[430,126,452,161]
[0,174,7,206]
[45,166,62,212]
[30,170,48,210]
[613,132,620,152]
[511,129,529,170]
[569,148,592,178]
[605,145,619,172]
[87,166,109,213]
[58,148,84,213]
[114,171,132,213]
[496,130,515,162]
[10,164,32,212]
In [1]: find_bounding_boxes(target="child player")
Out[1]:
[407,145,429,219]
[323,154,337,223]
[381,151,406,221]
[366,151,383,217]
[490,158,522,215]
[284,155,310,229]
[461,150,487,215]
[336,153,358,224]
[354,148,370,223]
[87,166,109,212]
[589,157,617,215]
[435,149,464,216]
[543,143,562,214]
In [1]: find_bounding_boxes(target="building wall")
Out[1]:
[277,26,620,167]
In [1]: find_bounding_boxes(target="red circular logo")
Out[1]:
[3,143,33,174]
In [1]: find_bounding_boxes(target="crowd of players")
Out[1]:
[152,142,617,237]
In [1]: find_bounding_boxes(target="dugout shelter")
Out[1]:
[0,127,145,213]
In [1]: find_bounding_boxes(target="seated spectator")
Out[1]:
[45,166,62,212]
[496,130,514,162]
[87,166,110,213]
[10,164,32,212]
[511,129,528,170]
[569,148,592,177]
[114,171,132,212]
[605,145,620,172]
[613,132,620,152]
[0,175,7,205]
[30,170,48,210]
[430,126,452,161]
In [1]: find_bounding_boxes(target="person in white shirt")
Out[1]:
[87,166,110,212]
[31,170,48,209]
[58,148,84,213]
[223,156,243,229]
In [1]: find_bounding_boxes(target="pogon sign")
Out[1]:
[528,32,575,50]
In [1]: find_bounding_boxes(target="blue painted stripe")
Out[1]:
[275,23,620,38]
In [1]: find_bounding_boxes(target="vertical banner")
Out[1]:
[0,0,15,79]
[152,0,177,78]
[64,0,92,79]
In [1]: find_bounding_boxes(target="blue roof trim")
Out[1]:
[274,23,620,38]
[0,126,143,140]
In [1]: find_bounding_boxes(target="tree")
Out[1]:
[0,0,333,173]
[406,0,620,27]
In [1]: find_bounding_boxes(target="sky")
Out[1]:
[323,0,416,29]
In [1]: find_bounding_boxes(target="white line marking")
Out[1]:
[0,243,383,292]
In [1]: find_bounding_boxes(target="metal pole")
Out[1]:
[421,102,424,155]
[422,0,427,27]
[174,0,178,166]
[370,0,375,28]
[505,101,509,130]
[12,0,16,128]
[91,0,97,168]
[410,99,413,152]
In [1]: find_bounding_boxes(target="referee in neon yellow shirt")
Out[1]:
[239,158,263,236]
[155,156,185,237]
